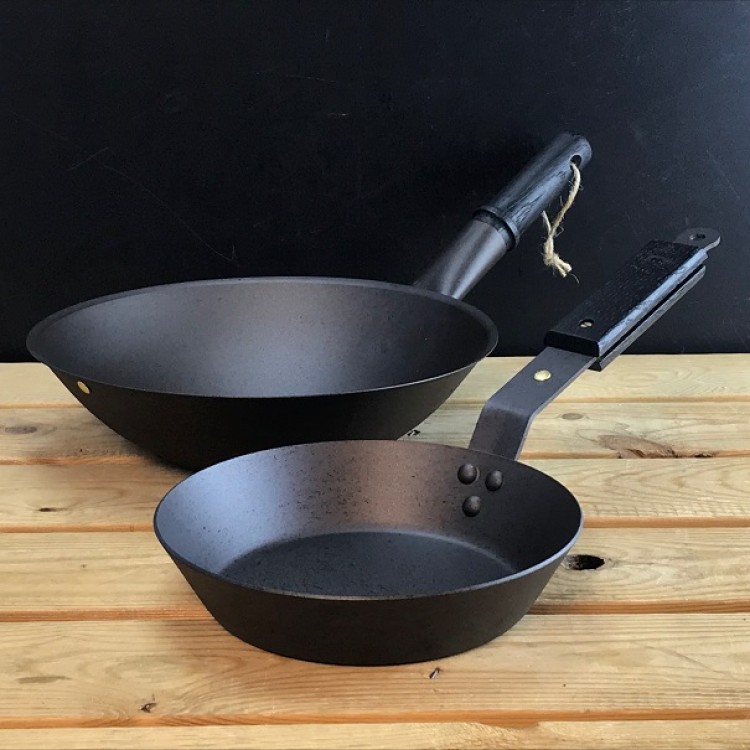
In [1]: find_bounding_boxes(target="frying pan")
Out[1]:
[154,227,719,665]
[27,133,591,469]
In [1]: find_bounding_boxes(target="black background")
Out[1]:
[3,0,749,361]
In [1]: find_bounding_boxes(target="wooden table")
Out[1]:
[1,355,749,749]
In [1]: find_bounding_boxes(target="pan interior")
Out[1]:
[29,279,495,397]
[221,530,514,597]
[155,441,582,599]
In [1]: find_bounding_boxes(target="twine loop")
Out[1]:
[541,161,581,277]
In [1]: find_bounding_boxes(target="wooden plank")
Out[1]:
[6,355,750,408]
[540,456,750,527]
[2,528,749,621]
[0,615,748,725]
[411,401,750,458]
[450,353,750,404]
[3,720,750,750]
[3,400,750,464]
[0,409,148,464]
[0,465,185,532]
[0,365,78,408]
[537,527,750,613]
[2,458,749,533]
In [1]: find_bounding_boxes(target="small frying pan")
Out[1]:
[154,228,719,665]
[27,133,590,469]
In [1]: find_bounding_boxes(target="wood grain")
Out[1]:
[2,458,748,532]
[3,720,750,750]
[7,355,750,407]
[1,616,748,725]
[2,358,748,747]
[539,456,750,527]
[0,365,79,408]
[0,465,185,531]
[410,401,750,457]
[2,528,749,621]
[2,401,750,464]
[538,526,750,613]
[0,409,148,464]
[450,353,750,404]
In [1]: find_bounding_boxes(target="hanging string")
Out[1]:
[541,161,581,277]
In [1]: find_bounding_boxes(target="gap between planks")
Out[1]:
[9,515,750,534]
[5,601,750,623]
[0,712,750,736]
[2,709,750,731]
[2,720,750,750]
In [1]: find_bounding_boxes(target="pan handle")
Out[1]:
[468,228,720,459]
[413,132,592,299]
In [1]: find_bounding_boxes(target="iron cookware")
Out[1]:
[27,134,590,469]
[154,227,719,664]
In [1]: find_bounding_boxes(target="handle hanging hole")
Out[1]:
[689,232,706,241]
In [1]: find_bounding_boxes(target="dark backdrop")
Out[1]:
[2,0,749,361]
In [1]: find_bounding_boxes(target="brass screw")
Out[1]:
[534,369,552,382]
[77,381,91,395]
[579,319,594,328]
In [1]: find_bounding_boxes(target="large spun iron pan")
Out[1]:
[27,133,590,469]
[154,228,719,665]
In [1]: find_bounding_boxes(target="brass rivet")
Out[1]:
[579,319,594,328]
[77,381,91,395]
[534,369,552,382]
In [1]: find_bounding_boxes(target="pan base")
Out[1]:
[221,530,514,597]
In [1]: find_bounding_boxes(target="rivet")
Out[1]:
[457,463,478,484]
[533,369,552,382]
[485,470,503,491]
[579,319,594,328]
[77,381,91,395]
[462,495,481,517]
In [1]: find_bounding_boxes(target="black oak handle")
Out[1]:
[544,239,709,360]
[469,228,719,459]
[476,132,592,246]
[414,132,592,299]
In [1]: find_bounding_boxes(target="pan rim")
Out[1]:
[26,276,499,400]
[152,441,584,602]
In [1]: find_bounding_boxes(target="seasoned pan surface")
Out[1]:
[27,278,496,398]
[154,230,719,663]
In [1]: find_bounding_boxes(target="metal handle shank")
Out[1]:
[414,132,592,299]
[468,228,719,459]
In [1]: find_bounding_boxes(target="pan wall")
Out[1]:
[2,0,748,360]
